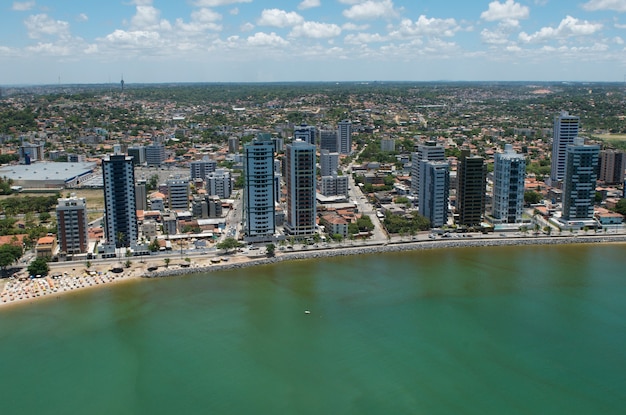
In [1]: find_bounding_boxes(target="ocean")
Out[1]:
[1,244,625,415]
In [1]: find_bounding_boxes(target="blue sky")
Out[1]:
[1,0,626,84]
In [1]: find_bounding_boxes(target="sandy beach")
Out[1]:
[2,233,626,310]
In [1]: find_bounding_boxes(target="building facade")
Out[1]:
[492,144,526,223]
[421,161,450,228]
[284,140,317,236]
[102,154,138,248]
[412,141,446,203]
[167,178,190,211]
[190,158,218,180]
[456,150,487,227]
[320,130,338,153]
[320,150,340,177]
[599,149,626,185]
[243,135,276,240]
[319,174,349,198]
[550,111,580,184]
[294,124,317,146]
[337,120,352,155]
[56,195,89,255]
[127,146,146,165]
[206,168,233,199]
[562,137,600,222]
[145,143,166,167]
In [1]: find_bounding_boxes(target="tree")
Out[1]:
[216,237,243,253]
[27,257,50,276]
[164,258,170,268]
[266,243,275,257]
[614,199,626,215]
[0,243,23,273]
[524,191,542,205]
[39,212,51,223]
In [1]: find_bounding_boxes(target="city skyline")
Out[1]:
[2,0,626,85]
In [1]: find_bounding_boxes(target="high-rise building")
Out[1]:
[599,149,626,185]
[243,135,276,240]
[412,141,446,202]
[320,150,340,177]
[320,174,349,198]
[456,150,487,227]
[127,146,146,165]
[284,140,317,236]
[337,120,352,155]
[492,144,526,223]
[102,154,138,249]
[320,130,338,153]
[228,136,240,154]
[562,137,600,222]
[167,178,190,211]
[135,179,148,211]
[381,138,396,152]
[421,161,450,228]
[206,168,233,199]
[19,142,44,164]
[294,124,317,146]
[190,157,217,180]
[550,111,580,184]
[56,195,89,255]
[145,143,166,167]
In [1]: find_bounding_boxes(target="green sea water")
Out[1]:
[1,244,625,415]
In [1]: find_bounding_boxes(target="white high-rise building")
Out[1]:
[337,120,352,155]
[420,161,450,228]
[190,157,217,180]
[412,141,446,203]
[206,168,233,199]
[492,144,526,224]
[145,143,166,167]
[550,111,580,184]
[167,178,190,211]
[243,135,276,241]
[285,140,317,236]
[320,150,340,177]
[562,137,600,222]
[320,174,349,198]
[102,154,138,249]
[294,124,317,146]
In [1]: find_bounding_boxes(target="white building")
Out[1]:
[294,124,317,146]
[190,157,217,180]
[206,168,233,199]
[412,141,446,202]
[550,111,579,184]
[243,135,276,241]
[492,144,526,224]
[562,137,600,223]
[102,154,138,249]
[145,143,166,167]
[320,174,349,198]
[285,140,317,236]
[167,178,190,211]
[420,161,450,228]
[56,195,89,256]
[337,120,352,155]
[320,150,339,177]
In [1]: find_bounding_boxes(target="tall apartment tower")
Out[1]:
[294,124,317,146]
[167,178,190,211]
[456,150,487,227]
[228,136,240,154]
[320,150,340,177]
[492,144,526,223]
[550,111,580,184]
[284,140,317,236]
[243,135,276,241]
[320,130,338,153]
[127,146,146,165]
[190,157,217,180]
[562,137,600,222]
[102,154,138,248]
[421,161,450,228]
[599,149,626,185]
[337,120,352,155]
[206,168,233,199]
[135,179,148,211]
[412,141,446,202]
[56,195,89,255]
[145,143,166,167]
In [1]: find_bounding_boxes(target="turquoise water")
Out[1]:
[1,244,625,414]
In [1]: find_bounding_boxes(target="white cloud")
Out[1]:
[481,28,510,44]
[342,22,370,31]
[241,22,255,31]
[344,32,386,44]
[298,0,321,10]
[258,9,304,27]
[194,0,252,6]
[390,16,460,38]
[230,8,239,15]
[614,36,625,44]
[343,0,398,21]
[24,14,71,39]
[616,23,626,28]
[246,32,289,47]
[519,15,603,43]
[12,1,35,11]
[290,22,342,38]
[130,2,172,32]
[77,13,88,22]
[481,0,529,25]
[582,0,626,12]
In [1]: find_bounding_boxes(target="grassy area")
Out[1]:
[0,189,105,222]
[593,134,626,142]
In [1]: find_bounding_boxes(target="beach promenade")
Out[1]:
[2,232,626,310]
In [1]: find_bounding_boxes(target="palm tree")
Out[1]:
[164,258,170,268]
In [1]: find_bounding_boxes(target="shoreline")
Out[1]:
[3,233,626,310]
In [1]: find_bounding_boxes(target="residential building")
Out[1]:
[492,144,526,223]
[562,137,600,222]
[599,149,626,185]
[320,174,349,198]
[191,194,223,219]
[284,140,317,236]
[135,179,148,211]
[456,150,487,227]
[190,157,217,180]
[56,195,89,255]
[19,142,44,164]
[206,168,233,199]
[228,136,239,154]
[421,161,450,228]
[127,146,146,165]
[294,124,317,146]
[36,236,56,258]
[243,134,276,240]
[320,130,338,153]
[167,178,190,211]
[381,138,395,152]
[412,141,446,202]
[550,111,579,184]
[102,154,138,249]
[320,150,340,177]
[337,120,352,155]
[145,143,166,167]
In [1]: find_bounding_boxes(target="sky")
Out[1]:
[1,0,626,84]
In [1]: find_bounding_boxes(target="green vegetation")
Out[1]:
[216,237,243,253]
[0,194,60,215]
[348,215,375,235]
[524,191,542,205]
[27,257,50,277]
[266,243,275,257]
[614,199,626,216]
[0,243,23,272]
[382,211,430,234]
